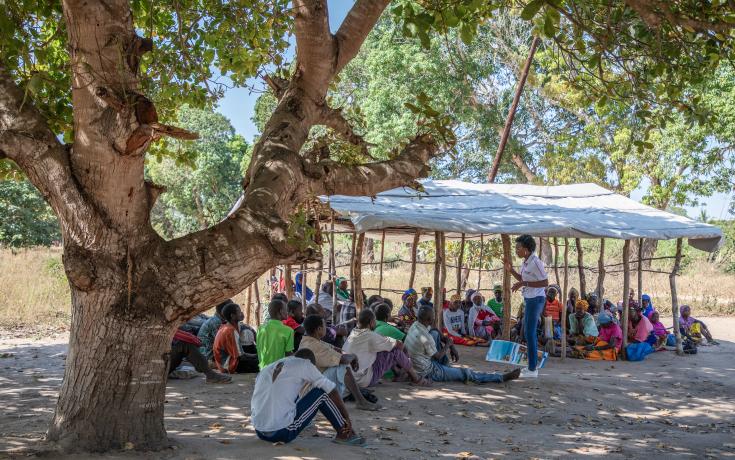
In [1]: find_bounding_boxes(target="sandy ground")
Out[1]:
[1,318,735,460]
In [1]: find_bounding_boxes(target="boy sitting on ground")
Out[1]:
[250,349,366,446]
[256,299,295,369]
[213,303,259,373]
[344,309,429,387]
[299,315,379,411]
[405,306,520,384]
[374,303,406,341]
[283,300,306,349]
[197,299,231,363]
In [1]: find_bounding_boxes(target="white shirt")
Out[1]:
[520,253,547,299]
[343,328,396,387]
[250,356,336,432]
[443,309,466,337]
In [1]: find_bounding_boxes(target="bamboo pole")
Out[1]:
[409,229,420,289]
[353,233,365,311]
[438,232,447,329]
[553,237,560,286]
[561,238,569,360]
[596,238,606,298]
[621,240,631,359]
[378,230,386,296]
[637,238,643,307]
[575,238,586,297]
[433,232,442,328]
[285,265,294,299]
[456,233,466,294]
[246,284,252,325]
[487,36,540,182]
[477,234,484,290]
[501,234,512,340]
[670,238,684,356]
[253,275,261,327]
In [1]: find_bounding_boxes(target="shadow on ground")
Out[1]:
[1,330,735,459]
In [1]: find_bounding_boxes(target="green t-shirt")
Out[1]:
[486,298,505,318]
[256,319,295,370]
[375,321,406,341]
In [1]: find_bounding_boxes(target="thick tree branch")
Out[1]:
[334,0,391,73]
[511,153,538,183]
[624,0,735,34]
[293,0,336,99]
[319,105,374,159]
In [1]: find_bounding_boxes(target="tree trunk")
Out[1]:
[48,285,174,451]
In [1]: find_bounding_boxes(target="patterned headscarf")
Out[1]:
[402,288,417,302]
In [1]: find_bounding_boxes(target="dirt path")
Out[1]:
[1,317,735,460]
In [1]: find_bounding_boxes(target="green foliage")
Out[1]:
[0,180,60,248]
[147,106,248,239]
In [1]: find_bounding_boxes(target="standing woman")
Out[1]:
[504,235,549,378]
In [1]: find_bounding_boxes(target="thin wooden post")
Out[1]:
[253,274,262,327]
[378,230,386,296]
[621,240,631,359]
[596,238,606,298]
[477,234,484,290]
[637,238,643,307]
[433,232,442,328]
[409,229,420,288]
[456,233,466,294]
[285,265,294,299]
[267,267,275,301]
[670,238,684,356]
[330,212,337,324]
[561,238,569,360]
[553,237,560,286]
[300,263,307,308]
[575,238,586,298]
[488,36,540,182]
[353,233,365,311]
[437,232,447,328]
[315,253,323,304]
[501,234,512,340]
[246,284,252,325]
[349,231,356,296]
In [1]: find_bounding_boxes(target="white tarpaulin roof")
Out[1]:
[321,180,724,252]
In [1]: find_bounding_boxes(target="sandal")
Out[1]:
[332,432,367,446]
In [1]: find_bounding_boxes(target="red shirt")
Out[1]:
[544,299,562,322]
[213,323,241,374]
[282,316,301,330]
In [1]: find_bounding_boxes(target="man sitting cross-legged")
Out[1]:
[250,349,366,446]
[343,309,430,387]
[405,306,520,384]
[299,315,379,411]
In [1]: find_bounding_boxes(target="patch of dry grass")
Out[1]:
[1,246,733,328]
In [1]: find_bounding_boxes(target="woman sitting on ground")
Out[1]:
[641,294,656,319]
[572,312,621,360]
[566,287,579,315]
[442,294,486,346]
[468,291,500,340]
[397,289,419,329]
[648,311,669,349]
[679,305,718,345]
[567,299,598,346]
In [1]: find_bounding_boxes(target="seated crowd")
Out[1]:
[168,269,717,447]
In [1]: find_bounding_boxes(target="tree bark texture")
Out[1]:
[0,0,439,451]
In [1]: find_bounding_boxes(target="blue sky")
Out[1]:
[215,1,733,220]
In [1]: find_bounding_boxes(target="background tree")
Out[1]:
[0,180,60,248]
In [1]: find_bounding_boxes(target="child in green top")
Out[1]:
[256,299,295,369]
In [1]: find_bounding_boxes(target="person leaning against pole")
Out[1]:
[504,234,549,378]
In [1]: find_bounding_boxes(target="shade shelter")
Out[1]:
[317,180,724,359]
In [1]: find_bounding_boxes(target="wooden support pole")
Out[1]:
[477,234,484,290]
[409,230,420,289]
[438,232,447,329]
[353,233,365,311]
[456,233,466,294]
[285,265,294,300]
[621,240,631,358]
[575,238,586,297]
[330,212,337,324]
[487,36,540,182]
[596,238,606,298]
[315,252,323,304]
[378,230,386,296]
[553,237,560,286]
[253,276,262,327]
[561,238,569,360]
[267,268,275,301]
[433,232,442,328]
[501,234,512,340]
[670,238,684,356]
[246,284,252,325]
[637,238,644,306]
[349,232,356,296]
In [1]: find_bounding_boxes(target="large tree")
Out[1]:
[1,0,734,453]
